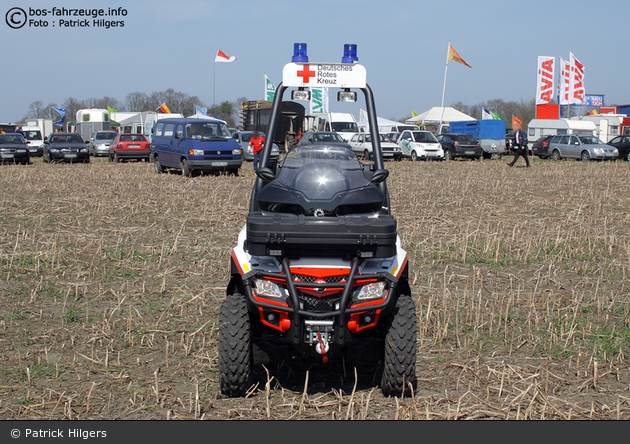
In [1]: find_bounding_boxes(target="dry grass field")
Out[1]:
[0,154,629,420]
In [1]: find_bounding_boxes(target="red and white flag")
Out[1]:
[215,49,236,63]
[535,56,555,105]
[568,52,585,105]
[559,58,570,105]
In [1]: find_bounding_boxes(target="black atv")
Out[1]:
[218,45,417,398]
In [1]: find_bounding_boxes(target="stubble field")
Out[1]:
[0,154,629,420]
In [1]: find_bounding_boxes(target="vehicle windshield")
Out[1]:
[0,134,25,144]
[95,132,117,140]
[313,132,345,143]
[120,134,147,142]
[365,134,393,143]
[258,146,383,216]
[186,122,231,139]
[51,134,83,143]
[330,122,358,133]
[456,135,477,143]
[578,135,605,145]
[411,131,438,143]
[23,130,42,141]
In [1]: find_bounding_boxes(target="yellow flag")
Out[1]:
[411,109,418,117]
[448,43,472,68]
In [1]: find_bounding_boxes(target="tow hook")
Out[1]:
[316,332,329,363]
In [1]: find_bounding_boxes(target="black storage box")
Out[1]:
[246,213,397,258]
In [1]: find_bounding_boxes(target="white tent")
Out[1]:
[405,106,474,125]
[358,115,411,131]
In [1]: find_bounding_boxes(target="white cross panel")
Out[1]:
[282,63,367,88]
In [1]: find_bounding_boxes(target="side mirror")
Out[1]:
[371,169,389,184]
[84,141,90,145]
[256,167,276,181]
[232,133,239,139]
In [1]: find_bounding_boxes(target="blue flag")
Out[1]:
[52,106,67,126]
[195,104,208,115]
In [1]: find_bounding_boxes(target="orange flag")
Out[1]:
[448,43,472,68]
[512,115,522,128]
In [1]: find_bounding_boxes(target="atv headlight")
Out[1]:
[253,279,284,298]
[353,282,386,301]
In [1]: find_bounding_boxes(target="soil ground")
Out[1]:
[1,154,629,420]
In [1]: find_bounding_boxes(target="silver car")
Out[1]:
[88,130,118,157]
[232,131,279,161]
[548,134,618,161]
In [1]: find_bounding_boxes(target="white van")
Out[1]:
[526,118,596,150]
[20,125,45,156]
[312,112,359,142]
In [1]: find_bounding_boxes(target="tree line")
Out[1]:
[20,89,248,128]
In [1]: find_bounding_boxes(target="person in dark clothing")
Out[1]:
[507,122,530,167]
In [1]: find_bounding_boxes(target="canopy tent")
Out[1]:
[357,116,413,131]
[405,106,474,125]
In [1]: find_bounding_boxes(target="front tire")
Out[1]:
[626,151,630,162]
[444,149,453,161]
[411,150,418,161]
[381,294,417,397]
[218,294,253,397]
[181,158,191,177]
[581,150,590,162]
[363,149,371,161]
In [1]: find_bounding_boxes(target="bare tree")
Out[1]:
[124,91,150,112]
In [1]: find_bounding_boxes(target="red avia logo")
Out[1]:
[538,59,554,102]
[297,65,316,83]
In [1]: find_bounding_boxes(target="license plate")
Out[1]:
[65,154,77,158]
[465,151,475,155]
[128,144,139,148]
[1,154,14,159]
[212,161,228,166]
[384,153,393,156]
[29,149,37,152]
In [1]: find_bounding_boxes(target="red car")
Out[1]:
[108,133,150,162]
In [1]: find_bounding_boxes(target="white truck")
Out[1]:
[312,112,359,142]
[26,118,54,140]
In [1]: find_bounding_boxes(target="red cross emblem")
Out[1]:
[297,65,316,83]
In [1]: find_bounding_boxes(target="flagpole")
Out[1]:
[213,60,216,106]
[440,42,450,127]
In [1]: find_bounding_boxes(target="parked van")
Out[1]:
[20,125,45,156]
[526,118,596,150]
[150,117,242,176]
[312,112,359,142]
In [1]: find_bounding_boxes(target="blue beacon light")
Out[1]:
[341,44,358,63]
[292,43,308,63]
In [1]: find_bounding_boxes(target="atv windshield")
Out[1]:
[257,146,384,216]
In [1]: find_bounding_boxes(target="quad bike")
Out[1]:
[218,44,417,398]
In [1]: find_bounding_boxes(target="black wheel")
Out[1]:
[153,155,164,173]
[285,134,295,152]
[381,294,417,397]
[410,150,418,161]
[551,149,561,161]
[626,151,630,162]
[181,158,191,177]
[444,149,453,161]
[114,152,120,163]
[581,150,590,162]
[363,149,371,161]
[482,151,492,159]
[218,294,253,397]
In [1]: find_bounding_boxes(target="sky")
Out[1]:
[2,0,629,124]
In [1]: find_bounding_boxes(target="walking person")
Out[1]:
[249,130,265,171]
[506,122,530,168]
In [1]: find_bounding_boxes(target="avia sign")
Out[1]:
[282,63,367,88]
[536,56,555,105]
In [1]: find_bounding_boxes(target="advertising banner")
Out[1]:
[536,56,555,105]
